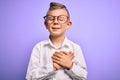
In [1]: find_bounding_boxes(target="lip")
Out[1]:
[52,27,60,29]
[52,27,61,29]
[51,27,61,32]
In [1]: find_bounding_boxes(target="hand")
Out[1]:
[53,62,62,71]
[52,51,62,71]
[52,51,74,69]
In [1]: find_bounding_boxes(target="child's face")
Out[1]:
[44,9,72,37]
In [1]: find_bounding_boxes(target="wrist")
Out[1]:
[67,62,73,70]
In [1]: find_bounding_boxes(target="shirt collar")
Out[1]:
[44,37,70,49]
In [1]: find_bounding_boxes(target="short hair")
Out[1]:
[46,2,70,17]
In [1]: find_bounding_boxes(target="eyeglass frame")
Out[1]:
[43,15,70,24]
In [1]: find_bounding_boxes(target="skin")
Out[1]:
[45,9,71,38]
[44,9,74,70]
[52,51,74,70]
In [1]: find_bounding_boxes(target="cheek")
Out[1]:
[61,24,69,29]
[45,23,51,29]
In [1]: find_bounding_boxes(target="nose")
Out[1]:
[53,17,59,24]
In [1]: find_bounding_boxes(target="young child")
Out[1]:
[26,2,87,80]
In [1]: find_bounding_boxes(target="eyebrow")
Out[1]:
[46,15,69,17]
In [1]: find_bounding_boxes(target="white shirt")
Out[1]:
[26,37,87,80]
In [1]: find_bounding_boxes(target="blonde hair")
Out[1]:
[46,2,70,17]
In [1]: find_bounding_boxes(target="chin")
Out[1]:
[51,33,63,37]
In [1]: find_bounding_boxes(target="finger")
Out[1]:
[52,56,61,61]
[53,54,62,58]
[67,53,74,60]
[68,52,74,56]
[69,51,73,55]
[53,63,62,69]
[53,63,57,70]
[54,51,63,56]
[53,52,64,58]
[61,51,69,55]
[53,58,61,65]
[69,51,73,53]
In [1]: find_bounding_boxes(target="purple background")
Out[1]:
[0,0,120,80]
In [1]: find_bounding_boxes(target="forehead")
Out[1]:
[47,9,68,16]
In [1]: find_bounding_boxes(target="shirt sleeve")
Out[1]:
[26,45,55,80]
[64,46,88,80]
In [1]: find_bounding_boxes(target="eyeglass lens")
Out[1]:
[44,15,68,23]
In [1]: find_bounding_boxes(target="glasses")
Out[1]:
[44,15,69,24]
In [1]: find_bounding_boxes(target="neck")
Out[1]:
[50,35,65,48]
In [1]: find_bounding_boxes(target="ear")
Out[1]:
[44,21,48,29]
[66,21,72,29]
